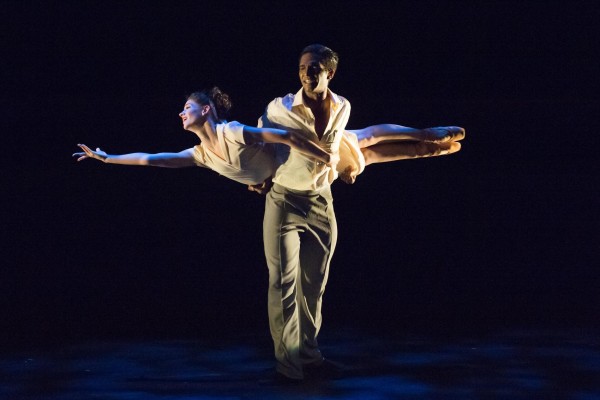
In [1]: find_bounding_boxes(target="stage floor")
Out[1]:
[2,328,599,399]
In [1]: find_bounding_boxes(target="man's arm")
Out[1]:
[242,126,337,166]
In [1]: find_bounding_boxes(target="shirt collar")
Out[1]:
[292,87,341,111]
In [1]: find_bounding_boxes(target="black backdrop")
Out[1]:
[3,1,598,346]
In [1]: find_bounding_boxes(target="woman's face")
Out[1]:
[179,99,205,130]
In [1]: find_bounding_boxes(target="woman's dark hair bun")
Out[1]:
[187,86,232,120]
[209,87,232,118]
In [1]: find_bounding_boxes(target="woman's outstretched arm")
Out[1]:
[73,144,196,168]
[347,125,465,148]
[242,126,338,166]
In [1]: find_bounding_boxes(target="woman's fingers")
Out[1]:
[74,144,93,161]
[72,152,88,161]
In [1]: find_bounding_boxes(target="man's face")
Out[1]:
[299,53,332,95]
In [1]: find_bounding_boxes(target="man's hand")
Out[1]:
[247,178,273,195]
[338,165,357,184]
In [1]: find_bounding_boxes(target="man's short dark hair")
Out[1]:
[299,44,339,72]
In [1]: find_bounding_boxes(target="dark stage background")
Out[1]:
[3,1,598,347]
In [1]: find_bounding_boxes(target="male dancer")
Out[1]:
[258,44,348,382]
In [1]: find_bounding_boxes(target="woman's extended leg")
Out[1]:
[337,141,461,184]
[347,125,465,148]
[361,141,461,165]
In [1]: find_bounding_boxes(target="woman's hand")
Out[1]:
[73,144,108,162]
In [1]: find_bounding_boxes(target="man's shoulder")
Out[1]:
[276,93,296,104]
[267,93,295,111]
[329,90,351,107]
[258,94,295,127]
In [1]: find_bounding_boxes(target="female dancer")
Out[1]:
[74,87,336,186]
[73,87,464,186]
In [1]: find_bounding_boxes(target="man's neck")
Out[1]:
[302,88,329,106]
[302,89,331,138]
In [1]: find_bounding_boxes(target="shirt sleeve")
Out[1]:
[191,145,210,169]
[222,121,247,145]
[257,98,279,129]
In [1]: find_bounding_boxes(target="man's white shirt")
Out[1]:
[258,87,352,191]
